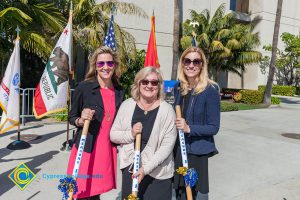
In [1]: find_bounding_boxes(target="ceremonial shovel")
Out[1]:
[58,119,90,200]
[176,105,193,200]
[127,130,142,200]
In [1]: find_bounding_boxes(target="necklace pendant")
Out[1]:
[106,113,110,121]
[144,110,148,115]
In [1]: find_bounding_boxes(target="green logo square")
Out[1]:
[8,162,36,190]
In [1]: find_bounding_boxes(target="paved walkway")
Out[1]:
[0,96,299,200]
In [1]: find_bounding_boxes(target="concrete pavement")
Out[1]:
[0,96,300,200]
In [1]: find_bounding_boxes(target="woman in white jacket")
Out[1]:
[110,66,177,200]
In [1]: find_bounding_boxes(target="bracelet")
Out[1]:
[75,118,81,127]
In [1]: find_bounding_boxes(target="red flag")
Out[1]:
[144,15,160,68]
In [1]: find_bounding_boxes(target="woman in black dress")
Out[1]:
[173,47,221,200]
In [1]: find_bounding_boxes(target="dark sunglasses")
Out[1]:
[96,61,115,68]
[140,79,160,86]
[183,58,203,67]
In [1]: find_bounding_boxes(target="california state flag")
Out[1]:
[0,39,20,134]
[33,19,72,118]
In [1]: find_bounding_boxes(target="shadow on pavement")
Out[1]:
[0,130,67,161]
[29,130,67,144]
[279,97,300,104]
[0,150,60,196]
[0,124,44,139]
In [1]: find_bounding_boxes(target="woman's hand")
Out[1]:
[133,167,145,183]
[132,122,143,137]
[77,108,95,126]
[175,118,190,133]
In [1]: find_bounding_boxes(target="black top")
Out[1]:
[182,91,192,119]
[69,79,125,153]
[131,105,159,152]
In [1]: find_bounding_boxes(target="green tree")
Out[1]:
[260,32,300,86]
[120,50,145,99]
[0,0,65,86]
[0,0,65,60]
[180,4,261,81]
[263,0,283,104]
[68,0,148,72]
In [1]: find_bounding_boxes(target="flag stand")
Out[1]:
[7,126,31,150]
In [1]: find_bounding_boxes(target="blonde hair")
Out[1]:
[131,66,165,101]
[85,46,121,84]
[178,47,217,95]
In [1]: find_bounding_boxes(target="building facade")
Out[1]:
[99,0,300,89]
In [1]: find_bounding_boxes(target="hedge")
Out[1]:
[221,102,239,112]
[258,85,296,96]
[222,88,241,93]
[240,89,264,104]
[271,96,280,105]
[294,86,300,95]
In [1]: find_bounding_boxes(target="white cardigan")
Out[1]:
[110,98,177,179]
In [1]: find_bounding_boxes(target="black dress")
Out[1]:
[173,91,209,199]
[121,105,172,200]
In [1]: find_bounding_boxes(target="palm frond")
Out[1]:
[236,51,262,64]
[97,0,148,18]
[198,33,210,48]
[32,4,65,32]
[180,36,193,50]
[215,29,231,40]
[226,39,241,50]
[21,32,53,59]
[210,40,225,52]
[0,7,32,26]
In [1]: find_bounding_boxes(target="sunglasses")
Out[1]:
[96,61,115,68]
[140,79,160,86]
[183,58,203,67]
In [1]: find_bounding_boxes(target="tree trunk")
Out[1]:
[171,0,181,80]
[263,0,283,105]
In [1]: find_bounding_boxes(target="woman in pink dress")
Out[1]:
[67,46,124,200]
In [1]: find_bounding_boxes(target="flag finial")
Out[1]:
[112,4,115,14]
[15,26,21,40]
[70,1,73,12]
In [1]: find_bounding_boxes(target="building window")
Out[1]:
[230,0,249,14]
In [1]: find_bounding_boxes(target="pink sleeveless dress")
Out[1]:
[67,88,117,199]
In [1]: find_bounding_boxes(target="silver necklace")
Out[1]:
[139,100,156,115]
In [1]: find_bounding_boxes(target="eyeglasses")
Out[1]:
[140,79,160,86]
[96,61,115,68]
[182,58,203,67]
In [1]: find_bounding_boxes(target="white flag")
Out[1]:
[33,18,72,118]
[0,39,20,134]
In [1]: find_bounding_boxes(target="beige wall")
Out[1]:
[97,0,300,89]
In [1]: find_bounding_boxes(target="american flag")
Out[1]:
[104,14,116,51]
[192,36,196,47]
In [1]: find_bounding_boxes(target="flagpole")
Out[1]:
[7,26,31,150]
[61,3,73,151]
[17,26,21,141]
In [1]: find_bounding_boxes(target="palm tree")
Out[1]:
[171,0,182,80]
[67,0,148,72]
[0,1,65,60]
[263,0,283,105]
[0,1,65,86]
[180,4,261,81]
